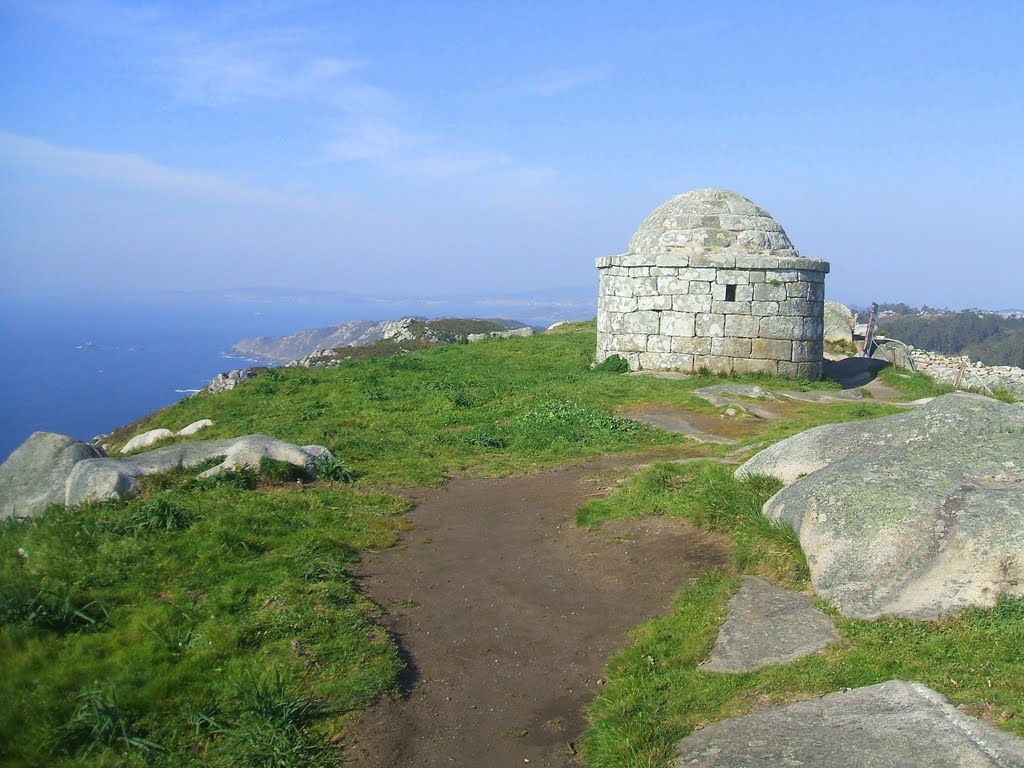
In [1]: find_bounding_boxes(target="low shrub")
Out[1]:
[592,354,629,373]
[311,453,353,483]
[259,457,307,483]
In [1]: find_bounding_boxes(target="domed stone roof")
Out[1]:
[628,188,800,258]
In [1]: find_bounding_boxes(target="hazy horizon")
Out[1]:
[2,2,1022,310]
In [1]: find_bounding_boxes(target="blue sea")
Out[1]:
[0,291,594,462]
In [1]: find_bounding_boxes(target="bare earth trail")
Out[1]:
[348,454,733,767]
[347,372,909,767]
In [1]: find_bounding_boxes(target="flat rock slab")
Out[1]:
[618,405,738,444]
[703,577,837,673]
[674,680,1024,767]
[691,385,784,420]
[775,388,864,404]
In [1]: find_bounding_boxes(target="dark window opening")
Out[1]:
[725,284,737,301]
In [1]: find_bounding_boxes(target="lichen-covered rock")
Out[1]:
[66,435,334,507]
[673,680,1024,767]
[823,300,856,343]
[736,393,1024,485]
[704,577,837,672]
[121,428,174,453]
[0,432,102,519]
[763,431,1024,619]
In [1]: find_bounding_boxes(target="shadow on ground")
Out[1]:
[823,357,890,389]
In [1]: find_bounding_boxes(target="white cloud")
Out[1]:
[21,1,557,185]
[0,130,288,205]
[530,67,607,96]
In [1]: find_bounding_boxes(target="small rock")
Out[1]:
[176,419,214,436]
[66,435,335,507]
[704,577,837,673]
[121,428,174,453]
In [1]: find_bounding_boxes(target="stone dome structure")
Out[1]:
[628,188,800,258]
[596,188,830,379]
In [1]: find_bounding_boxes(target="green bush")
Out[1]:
[127,499,194,533]
[311,453,352,483]
[592,354,629,373]
[259,456,307,483]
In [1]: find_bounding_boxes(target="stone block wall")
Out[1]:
[596,253,830,378]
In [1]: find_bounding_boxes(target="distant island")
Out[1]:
[229,316,535,364]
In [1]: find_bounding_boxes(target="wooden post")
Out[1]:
[954,360,966,390]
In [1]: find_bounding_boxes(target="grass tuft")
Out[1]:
[576,461,804,587]
[57,685,164,757]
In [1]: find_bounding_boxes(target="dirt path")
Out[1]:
[348,454,733,767]
[345,374,910,766]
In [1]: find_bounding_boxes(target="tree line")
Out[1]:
[874,305,1024,367]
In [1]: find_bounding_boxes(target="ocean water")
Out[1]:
[0,292,593,461]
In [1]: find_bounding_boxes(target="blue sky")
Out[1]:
[1,1,1022,309]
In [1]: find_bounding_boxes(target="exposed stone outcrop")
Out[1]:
[286,349,343,368]
[673,680,1024,767]
[204,368,258,394]
[66,435,333,507]
[467,327,535,342]
[737,394,1024,619]
[704,577,837,672]
[823,300,856,343]
[0,432,103,520]
[735,392,1024,486]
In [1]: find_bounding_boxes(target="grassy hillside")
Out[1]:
[4,323,1012,767]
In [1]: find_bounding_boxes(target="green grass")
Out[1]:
[101,323,875,486]
[5,323,1001,766]
[577,462,806,586]
[577,461,1024,768]
[877,365,956,400]
[1,483,409,766]
[582,572,1024,768]
[877,364,1020,403]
